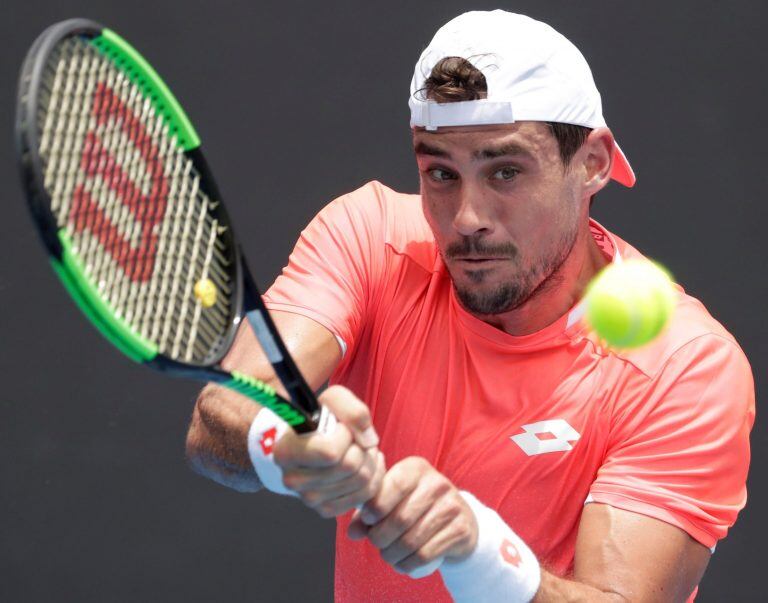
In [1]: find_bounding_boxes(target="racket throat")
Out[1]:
[245,307,319,415]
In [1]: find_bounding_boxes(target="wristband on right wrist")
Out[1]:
[439,491,541,602]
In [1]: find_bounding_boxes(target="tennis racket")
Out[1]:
[15,18,326,433]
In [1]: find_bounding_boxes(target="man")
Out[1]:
[186,10,753,602]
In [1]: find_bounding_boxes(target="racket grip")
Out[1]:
[225,370,319,432]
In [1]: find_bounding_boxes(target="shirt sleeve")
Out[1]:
[263,184,387,359]
[589,334,755,548]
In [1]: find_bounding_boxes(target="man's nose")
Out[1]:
[453,182,495,237]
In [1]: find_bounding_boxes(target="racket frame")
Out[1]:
[16,18,320,432]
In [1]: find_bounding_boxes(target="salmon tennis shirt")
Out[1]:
[264,181,754,602]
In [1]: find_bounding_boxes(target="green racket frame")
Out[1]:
[16,19,319,431]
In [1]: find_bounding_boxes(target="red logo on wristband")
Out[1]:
[500,539,522,567]
[260,427,278,456]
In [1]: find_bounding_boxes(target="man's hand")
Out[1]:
[347,456,478,575]
[274,385,386,517]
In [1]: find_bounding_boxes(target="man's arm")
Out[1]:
[185,310,342,490]
[350,457,710,602]
[536,502,710,602]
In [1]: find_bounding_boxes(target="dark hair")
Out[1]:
[421,56,592,166]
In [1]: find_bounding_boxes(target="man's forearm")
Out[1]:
[186,384,263,492]
[534,570,627,603]
[185,312,343,490]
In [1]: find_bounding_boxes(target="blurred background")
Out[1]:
[1,1,764,600]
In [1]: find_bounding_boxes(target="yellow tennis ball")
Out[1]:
[584,259,676,349]
[193,278,217,308]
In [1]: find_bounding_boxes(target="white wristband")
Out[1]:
[247,407,298,497]
[247,406,338,496]
[439,491,541,602]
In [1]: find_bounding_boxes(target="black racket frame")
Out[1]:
[16,18,320,430]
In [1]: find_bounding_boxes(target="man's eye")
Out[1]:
[492,167,519,181]
[428,168,456,182]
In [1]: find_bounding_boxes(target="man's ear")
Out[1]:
[580,127,614,195]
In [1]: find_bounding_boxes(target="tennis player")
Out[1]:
[186,11,754,602]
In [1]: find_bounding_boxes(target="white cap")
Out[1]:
[409,10,636,187]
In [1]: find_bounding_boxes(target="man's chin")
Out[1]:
[453,282,525,316]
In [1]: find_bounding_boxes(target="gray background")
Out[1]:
[1,1,764,601]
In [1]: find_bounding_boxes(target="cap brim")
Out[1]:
[611,142,636,187]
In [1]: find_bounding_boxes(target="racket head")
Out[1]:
[16,18,245,370]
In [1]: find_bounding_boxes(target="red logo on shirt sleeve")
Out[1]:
[259,427,278,456]
[500,538,522,567]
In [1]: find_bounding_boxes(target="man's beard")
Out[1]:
[447,228,578,316]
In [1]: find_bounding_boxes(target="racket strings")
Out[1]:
[38,35,234,363]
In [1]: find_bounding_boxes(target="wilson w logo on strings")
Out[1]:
[71,82,169,282]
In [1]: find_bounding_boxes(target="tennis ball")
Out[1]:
[193,278,217,308]
[584,259,676,349]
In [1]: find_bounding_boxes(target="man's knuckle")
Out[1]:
[410,548,430,565]
[357,459,374,481]
[407,456,431,471]
[452,518,471,541]
[302,491,323,506]
[399,534,420,555]
[426,473,450,495]
[315,442,343,466]
[440,495,465,522]
[336,458,353,475]
[363,450,381,475]
[340,449,364,475]
[361,478,379,499]
[364,499,385,520]
[388,467,411,494]
[345,400,366,421]
[370,472,384,494]
[318,385,343,402]
[318,504,336,518]
[390,513,410,533]
[448,503,464,523]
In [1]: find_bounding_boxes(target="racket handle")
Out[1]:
[221,369,319,433]
[315,403,338,434]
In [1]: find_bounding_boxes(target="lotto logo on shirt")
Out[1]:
[259,427,278,456]
[510,419,581,456]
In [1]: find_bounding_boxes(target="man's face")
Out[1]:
[414,121,585,316]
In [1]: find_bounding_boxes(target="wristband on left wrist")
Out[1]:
[247,407,298,497]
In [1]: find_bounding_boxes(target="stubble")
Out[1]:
[449,227,579,315]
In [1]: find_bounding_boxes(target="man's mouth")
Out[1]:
[453,256,509,269]
[445,238,518,267]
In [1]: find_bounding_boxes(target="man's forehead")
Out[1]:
[412,121,556,159]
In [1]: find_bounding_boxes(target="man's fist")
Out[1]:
[273,386,385,517]
[348,456,478,575]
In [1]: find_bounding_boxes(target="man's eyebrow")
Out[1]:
[473,143,532,160]
[414,140,533,161]
[414,141,451,158]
